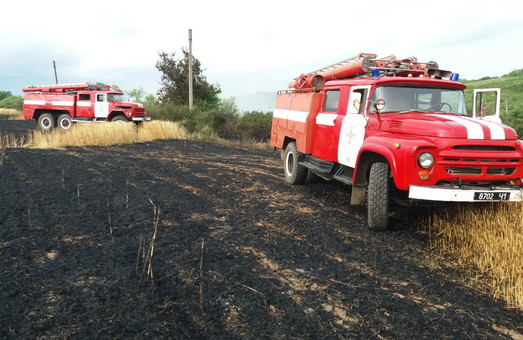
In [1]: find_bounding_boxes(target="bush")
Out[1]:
[0,96,23,110]
[145,102,272,142]
[237,111,272,142]
[146,102,194,122]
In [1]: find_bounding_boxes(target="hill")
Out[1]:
[235,91,276,113]
[462,69,523,135]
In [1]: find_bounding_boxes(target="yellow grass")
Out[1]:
[23,120,187,149]
[0,108,24,120]
[0,108,18,115]
[428,202,523,310]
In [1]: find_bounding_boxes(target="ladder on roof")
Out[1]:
[305,53,377,75]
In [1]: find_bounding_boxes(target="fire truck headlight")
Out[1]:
[418,152,434,169]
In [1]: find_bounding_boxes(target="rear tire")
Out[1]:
[284,142,308,184]
[37,113,56,131]
[367,162,390,231]
[57,114,72,130]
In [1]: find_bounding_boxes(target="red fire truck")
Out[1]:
[271,53,523,230]
[23,83,151,130]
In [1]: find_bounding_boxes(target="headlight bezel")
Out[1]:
[418,152,434,169]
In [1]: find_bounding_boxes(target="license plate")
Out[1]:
[473,192,511,201]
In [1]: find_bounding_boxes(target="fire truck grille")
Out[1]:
[445,167,516,176]
[446,167,482,175]
[487,168,516,175]
[451,145,516,151]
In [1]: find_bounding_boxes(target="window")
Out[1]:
[79,94,90,101]
[96,94,105,102]
[348,88,369,114]
[371,86,466,114]
[323,90,340,112]
[107,93,124,102]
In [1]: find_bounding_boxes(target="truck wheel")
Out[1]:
[284,142,307,184]
[111,116,128,122]
[367,162,390,231]
[57,114,72,130]
[37,113,56,131]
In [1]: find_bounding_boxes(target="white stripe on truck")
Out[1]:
[273,109,308,123]
[24,100,45,105]
[431,114,506,140]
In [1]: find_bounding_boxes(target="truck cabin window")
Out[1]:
[323,90,341,112]
[79,94,90,101]
[370,86,466,115]
[96,94,105,102]
[107,93,124,102]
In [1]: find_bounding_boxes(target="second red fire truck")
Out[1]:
[23,83,151,130]
[271,53,523,230]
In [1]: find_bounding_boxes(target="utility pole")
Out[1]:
[188,29,193,111]
[53,60,58,84]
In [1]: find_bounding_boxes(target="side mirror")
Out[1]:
[373,99,385,113]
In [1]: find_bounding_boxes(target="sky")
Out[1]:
[1,0,522,100]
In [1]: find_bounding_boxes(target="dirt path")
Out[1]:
[0,133,521,338]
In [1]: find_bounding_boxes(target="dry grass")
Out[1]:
[428,202,523,310]
[22,120,187,149]
[0,108,24,120]
[1,133,26,149]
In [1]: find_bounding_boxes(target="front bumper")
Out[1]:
[132,116,152,122]
[409,184,523,202]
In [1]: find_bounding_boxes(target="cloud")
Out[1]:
[1,0,522,97]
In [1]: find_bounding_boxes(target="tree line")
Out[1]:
[133,48,272,142]
[0,91,23,110]
[4,51,521,141]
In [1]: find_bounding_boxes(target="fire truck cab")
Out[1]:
[23,83,151,130]
[271,53,523,230]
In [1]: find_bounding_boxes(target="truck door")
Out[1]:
[94,93,109,118]
[76,93,92,117]
[311,88,346,162]
[472,88,501,124]
[338,86,370,168]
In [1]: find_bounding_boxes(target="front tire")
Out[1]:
[367,162,390,231]
[37,113,56,131]
[57,114,72,130]
[284,142,307,184]
[111,115,128,122]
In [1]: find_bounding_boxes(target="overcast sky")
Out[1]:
[1,0,522,99]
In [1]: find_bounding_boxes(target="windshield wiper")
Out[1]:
[397,110,425,114]
[432,111,465,116]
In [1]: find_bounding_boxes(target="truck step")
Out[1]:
[333,166,354,185]
[300,155,334,175]
[71,117,106,123]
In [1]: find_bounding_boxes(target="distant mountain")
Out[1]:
[235,91,276,113]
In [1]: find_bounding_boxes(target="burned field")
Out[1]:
[0,120,521,338]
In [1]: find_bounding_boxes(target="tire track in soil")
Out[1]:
[0,134,521,338]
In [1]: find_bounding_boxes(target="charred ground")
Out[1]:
[0,118,521,339]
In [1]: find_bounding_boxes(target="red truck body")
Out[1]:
[23,83,151,130]
[271,54,523,230]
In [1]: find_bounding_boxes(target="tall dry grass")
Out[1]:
[428,202,523,310]
[0,108,24,120]
[23,120,187,149]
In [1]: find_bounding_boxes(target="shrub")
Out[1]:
[237,111,272,142]
[0,96,23,110]
[145,101,272,142]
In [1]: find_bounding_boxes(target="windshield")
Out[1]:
[107,93,125,102]
[370,85,466,115]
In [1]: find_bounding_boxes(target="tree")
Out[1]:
[156,48,221,109]
[143,94,157,107]
[0,91,12,101]
[127,87,146,103]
